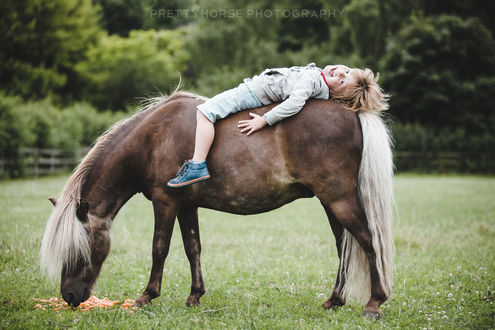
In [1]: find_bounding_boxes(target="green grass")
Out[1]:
[1,174,494,329]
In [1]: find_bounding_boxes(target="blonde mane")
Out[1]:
[40,91,203,277]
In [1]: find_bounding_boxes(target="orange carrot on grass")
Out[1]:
[34,296,135,312]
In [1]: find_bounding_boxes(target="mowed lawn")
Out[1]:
[0,174,494,329]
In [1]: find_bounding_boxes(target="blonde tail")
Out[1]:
[339,112,394,304]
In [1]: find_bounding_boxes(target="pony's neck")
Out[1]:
[75,97,164,221]
[81,158,137,222]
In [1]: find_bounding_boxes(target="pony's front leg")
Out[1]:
[135,197,176,306]
[178,206,205,306]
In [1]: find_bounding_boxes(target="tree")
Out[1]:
[185,0,282,95]
[382,15,495,132]
[276,0,329,52]
[342,0,384,63]
[0,0,102,101]
[0,94,25,177]
[76,29,190,110]
[142,0,195,30]
[417,0,495,36]
[95,0,145,36]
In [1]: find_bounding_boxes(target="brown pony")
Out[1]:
[40,92,394,317]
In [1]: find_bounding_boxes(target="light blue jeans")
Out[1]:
[197,82,263,123]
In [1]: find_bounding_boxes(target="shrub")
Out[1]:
[0,94,26,177]
[0,95,127,178]
[392,122,495,173]
[76,29,189,110]
[382,15,495,132]
[0,0,101,100]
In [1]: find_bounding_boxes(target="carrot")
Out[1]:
[34,296,136,312]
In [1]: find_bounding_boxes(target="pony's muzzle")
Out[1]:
[61,286,90,307]
[62,291,78,307]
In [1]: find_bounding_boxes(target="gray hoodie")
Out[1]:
[244,63,330,126]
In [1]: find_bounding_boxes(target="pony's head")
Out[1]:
[41,195,111,307]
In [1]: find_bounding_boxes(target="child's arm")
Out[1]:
[237,70,323,135]
[263,77,315,126]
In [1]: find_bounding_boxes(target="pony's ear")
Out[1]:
[48,197,57,206]
[76,199,89,223]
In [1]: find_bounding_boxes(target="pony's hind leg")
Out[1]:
[321,203,346,310]
[178,206,205,306]
[323,194,388,318]
[135,196,177,306]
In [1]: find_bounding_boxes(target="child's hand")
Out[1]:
[237,113,267,136]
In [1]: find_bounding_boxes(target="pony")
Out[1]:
[40,92,394,318]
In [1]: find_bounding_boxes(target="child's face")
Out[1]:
[322,65,357,94]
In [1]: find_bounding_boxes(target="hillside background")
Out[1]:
[1,0,494,177]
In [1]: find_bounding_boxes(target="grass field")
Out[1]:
[0,174,494,329]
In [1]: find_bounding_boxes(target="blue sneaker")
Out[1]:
[167,161,211,188]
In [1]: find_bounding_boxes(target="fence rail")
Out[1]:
[394,151,495,173]
[0,148,89,177]
[0,148,494,178]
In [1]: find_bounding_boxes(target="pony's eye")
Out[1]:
[340,80,344,85]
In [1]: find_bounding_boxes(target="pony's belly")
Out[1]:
[195,182,314,215]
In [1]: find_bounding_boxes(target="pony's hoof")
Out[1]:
[134,295,152,307]
[133,299,149,307]
[186,296,202,307]
[322,300,343,310]
[362,309,381,320]
[322,296,345,310]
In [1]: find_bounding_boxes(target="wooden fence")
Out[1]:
[0,148,493,178]
[394,151,495,173]
[0,148,89,177]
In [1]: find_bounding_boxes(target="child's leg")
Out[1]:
[191,110,214,162]
[167,82,262,188]
[167,110,213,188]
[190,82,261,162]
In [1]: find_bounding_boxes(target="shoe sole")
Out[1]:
[167,175,211,188]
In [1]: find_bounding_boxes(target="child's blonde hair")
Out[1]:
[333,68,389,113]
